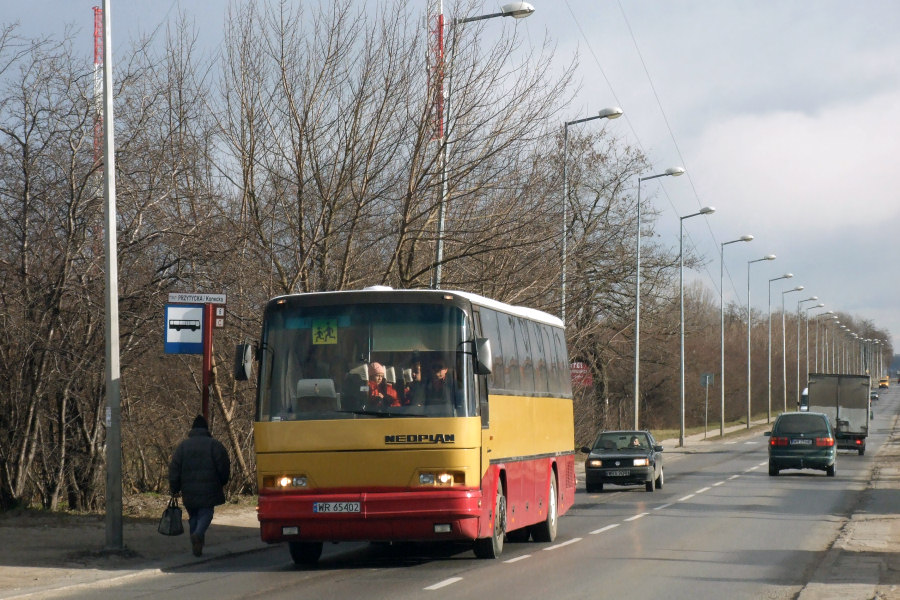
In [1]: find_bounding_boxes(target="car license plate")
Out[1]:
[313,502,360,513]
[790,438,813,445]
[607,470,630,477]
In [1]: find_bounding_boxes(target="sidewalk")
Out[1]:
[0,417,897,599]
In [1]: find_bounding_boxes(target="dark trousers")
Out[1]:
[187,506,215,539]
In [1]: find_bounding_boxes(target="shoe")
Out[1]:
[191,534,202,557]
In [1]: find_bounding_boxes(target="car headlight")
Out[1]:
[633,458,649,467]
[587,459,603,468]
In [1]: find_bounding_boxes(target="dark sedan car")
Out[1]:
[766,411,836,477]
[581,430,663,492]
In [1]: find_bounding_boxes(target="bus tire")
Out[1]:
[531,473,558,543]
[473,483,506,559]
[289,541,323,566]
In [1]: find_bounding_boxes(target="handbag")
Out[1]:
[158,496,185,536]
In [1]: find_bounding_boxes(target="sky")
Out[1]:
[5,1,900,353]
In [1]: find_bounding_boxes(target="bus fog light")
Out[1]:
[282,526,299,535]
[420,473,435,485]
[434,524,452,533]
[293,476,308,487]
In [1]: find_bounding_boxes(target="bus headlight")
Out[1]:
[271,475,307,488]
[419,471,462,486]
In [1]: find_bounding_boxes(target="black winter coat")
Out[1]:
[169,427,230,511]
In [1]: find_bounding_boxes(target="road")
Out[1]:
[54,390,896,600]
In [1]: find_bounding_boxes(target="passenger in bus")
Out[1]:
[424,357,460,409]
[367,362,400,407]
[402,358,426,407]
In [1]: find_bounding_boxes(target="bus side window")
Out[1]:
[499,313,520,391]
[480,308,505,391]
[530,321,549,395]
[514,317,535,394]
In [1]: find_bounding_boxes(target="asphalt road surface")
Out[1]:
[53,390,896,600]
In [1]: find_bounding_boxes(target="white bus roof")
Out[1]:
[272,287,564,329]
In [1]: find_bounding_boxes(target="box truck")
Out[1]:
[806,373,870,455]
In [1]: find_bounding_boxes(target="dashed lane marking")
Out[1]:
[504,554,531,564]
[590,523,620,535]
[625,513,649,522]
[425,577,463,590]
[544,537,582,551]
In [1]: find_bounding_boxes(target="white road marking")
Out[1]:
[712,481,725,487]
[590,523,620,534]
[745,441,759,445]
[504,554,531,563]
[654,503,673,510]
[695,487,710,494]
[625,513,649,522]
[679,494,695,501]
[725,441,738,445]
[758,461,769,467]
[425,577,463,590]
[746,466,759,472]
[728,474,740,480]
[544,537,582,551]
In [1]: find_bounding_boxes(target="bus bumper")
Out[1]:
[258,489,485,543]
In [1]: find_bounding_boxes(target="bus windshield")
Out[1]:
[257,301,473,421]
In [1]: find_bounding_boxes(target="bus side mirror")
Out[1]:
[234,343,255,381]
[474,338,492,375]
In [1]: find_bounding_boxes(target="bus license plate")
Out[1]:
[608,470,630,477]
[313,502,360,513]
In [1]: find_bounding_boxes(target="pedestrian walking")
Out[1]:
[168,414,231,557]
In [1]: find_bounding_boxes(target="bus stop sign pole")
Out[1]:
[202,303,214,421]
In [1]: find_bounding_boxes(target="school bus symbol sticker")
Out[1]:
[312,319,337,345]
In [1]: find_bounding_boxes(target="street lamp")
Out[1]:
[746,254,775,429]
[678,205,715,446]
[561,106,623,322]
[804,303,825,387]
[719,234,753,436]
[433,2,536,289]
[781,285,804,413]
[634,166,685,429]
[814,310,834,372]
[796,296,818,408]
[767,273,792,422]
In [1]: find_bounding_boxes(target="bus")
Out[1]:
[235,287,575,565]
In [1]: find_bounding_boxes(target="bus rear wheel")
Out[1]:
[531,473,558,543]
[473,483,506,559]
[289,541,323,566]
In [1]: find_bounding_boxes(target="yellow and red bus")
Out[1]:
[236,288,575,565]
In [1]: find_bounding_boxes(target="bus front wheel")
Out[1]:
[473,483,506,559]
[289,541,323,566]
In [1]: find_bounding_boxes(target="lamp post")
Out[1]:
[839,325,848,373]
[746,255,775,428]
[767,273,792,422]
[804,303,825,385]
[796,296,818,408]
[634,166,685,429]
[561,107,623,322]
[781,285,804,413]
[432,2,536,289]
[678,206,715,446]
[814,310,834,372]
[719,234,753,436]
